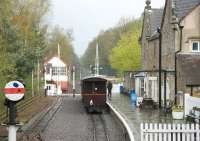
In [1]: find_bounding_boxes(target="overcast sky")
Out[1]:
[49,0,165,57]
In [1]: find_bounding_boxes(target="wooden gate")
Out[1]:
[141,123,200,141]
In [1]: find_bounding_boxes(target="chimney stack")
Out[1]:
[145,0,151,10]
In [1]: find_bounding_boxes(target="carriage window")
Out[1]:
[94,82,106,93]
[82,79,106,94]
[82,81,93,93]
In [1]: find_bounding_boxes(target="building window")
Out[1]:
[192,41,200,52]
[52,67,66,76]
[52,67,57,75]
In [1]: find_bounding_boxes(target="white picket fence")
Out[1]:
[141,123,200,141]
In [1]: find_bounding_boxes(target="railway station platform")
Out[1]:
[107,85,184,141]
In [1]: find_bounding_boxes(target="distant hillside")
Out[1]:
[81,17,142,76]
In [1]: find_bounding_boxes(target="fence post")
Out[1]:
[181,124,186,141]
[163,124,167,141]
[172,124,176,141]
[145,123,148,141]
[159,124,162,141]
[177,124,181,141]
[191,124,194,141]
[141,123,144,141]
[186,124,190,140]
[167,124,171,141]
[149,123,153,141]
[196,124,199,141]
[154,123,158,141]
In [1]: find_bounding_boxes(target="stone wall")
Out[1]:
[161,0,176,98]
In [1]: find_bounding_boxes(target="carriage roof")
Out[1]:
[81,75,108,82]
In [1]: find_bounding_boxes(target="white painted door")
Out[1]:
[149,77,158,102]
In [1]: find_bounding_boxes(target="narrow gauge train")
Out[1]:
[81,75,107,113]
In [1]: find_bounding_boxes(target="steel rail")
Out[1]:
[40,97,62,133]
[91,115,97,141]
[27,97,62,133]
[99,115,110,141]
[91,114,110,141]
[17,97,62,141]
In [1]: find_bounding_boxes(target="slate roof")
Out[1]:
[140,8,163,40]
[177,54,200,85]
[174,0,200,20]
[150,9,163,34]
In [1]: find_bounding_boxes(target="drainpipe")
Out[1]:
[157,28,162,108]
[175,25,184,105]
[164,71,167,110]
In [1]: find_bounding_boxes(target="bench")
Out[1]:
[139,98,157,109]
[186,107,200,124]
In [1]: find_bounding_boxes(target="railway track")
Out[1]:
[18,97,63,141]
[91,114,110,141]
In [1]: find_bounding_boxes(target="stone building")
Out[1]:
[140,0,200,106]
[140,0,163,103]
[161,0,200,101]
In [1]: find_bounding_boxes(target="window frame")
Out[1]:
[191,41,200,52]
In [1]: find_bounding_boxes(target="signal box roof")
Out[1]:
[46,57,66,67]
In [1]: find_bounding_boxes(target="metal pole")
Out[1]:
[57,44,61,95]
[95,43,99,75]
[164,71,167,110]
[157,28,162,108]
[8,125,18,141]
[37,59,40,94]
[32,70,34,97]
[80,70,82,80]
[8,102,18,141]
[73,66,75,97]
[44,66,47,96]
[9,102,16,125]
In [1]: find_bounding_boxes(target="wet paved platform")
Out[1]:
[107,90,185,141]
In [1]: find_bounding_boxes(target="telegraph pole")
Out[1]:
[32,70,34,97]
[95,43,99,75]
[73,66,75,98]
[37,59,40,94]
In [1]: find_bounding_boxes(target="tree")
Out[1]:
[45,26,77,65]
[81,17,142,76]
[0,0,50,84]
[109,19,142,74]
